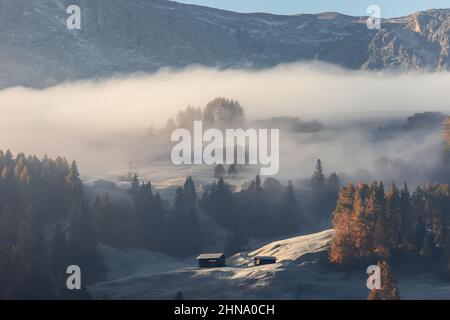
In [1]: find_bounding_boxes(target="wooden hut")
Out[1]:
[254,256,277,266]
[196,253,226,268]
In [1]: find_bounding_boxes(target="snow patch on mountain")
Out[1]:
[2,1,450,88]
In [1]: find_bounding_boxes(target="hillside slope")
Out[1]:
[89,230,335,299]
[89,229,450,299]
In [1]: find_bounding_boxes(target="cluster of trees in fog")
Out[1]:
[201,163,337,256]
[92,175,204,257]
[202,176,302,255]
[93,159,341,258]
[0,151,101,299]
[158,97,325,136]
[402,112,448,131]
[261,116,325,133]
[164,98,245,132]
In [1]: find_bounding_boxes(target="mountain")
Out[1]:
[89,229,450,299]
[1,0,450,88]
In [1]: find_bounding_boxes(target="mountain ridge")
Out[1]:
[1,0,450,88]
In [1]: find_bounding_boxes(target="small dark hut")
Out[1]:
[254,256,277,266]
[196,253,226,268]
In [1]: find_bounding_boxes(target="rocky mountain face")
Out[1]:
[1,0,450,88]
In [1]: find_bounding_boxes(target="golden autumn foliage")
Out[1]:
[367,260,400,300]
[330,180,450,279]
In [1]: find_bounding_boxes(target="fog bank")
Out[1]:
[0,63,448,182]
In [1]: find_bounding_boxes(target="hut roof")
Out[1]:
[196,253,225,260]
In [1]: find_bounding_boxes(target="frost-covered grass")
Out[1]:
[89,228,450,300]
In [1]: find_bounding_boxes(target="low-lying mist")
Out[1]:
[0,63,448,186]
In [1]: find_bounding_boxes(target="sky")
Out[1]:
[175,0,450,18]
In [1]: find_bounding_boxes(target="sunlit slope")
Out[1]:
[89,229,450,300]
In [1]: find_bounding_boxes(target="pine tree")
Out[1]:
[255,175,262,191]
[327,173,340,194]
[420,232,434,259]
[385,183,402,250]
[431,184,448,248]
[399,183,415,252]
[15,205,44,262]
[174,187,185,212]
[11,205,53,299]
[367,260,400,300]
[206,178,234,230]
[183,176,197,209]
[441,229,450,279]
[0,204,17,257]
[0,204,17,298]
[329,184,356,265]
[352,183,371,259]
[368,182,389,258]
[214,164,225,178]
[140,181,153,203]
[168,181,204,256]
[280,181,300,232]
[129,174,140,198]
[310,159,327,222]
[217,177,234,222]
[311,159,325,191]
[367,288,382,300]
[326,172,340,209]
[412,186,427,252]
[65,161,83,203]
[68,202,103,282]
[50,224,71,299]
[92,194,114,245]
[130,179,162,249]
[228,164,237,175]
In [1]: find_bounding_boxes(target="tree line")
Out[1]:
[93,174,305,258]
[0,150,102,299]
[91,159,340,258]
[330,181,450,281]
[92,175,204,257]
[0,149,341,298]
[200,160,340,256]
